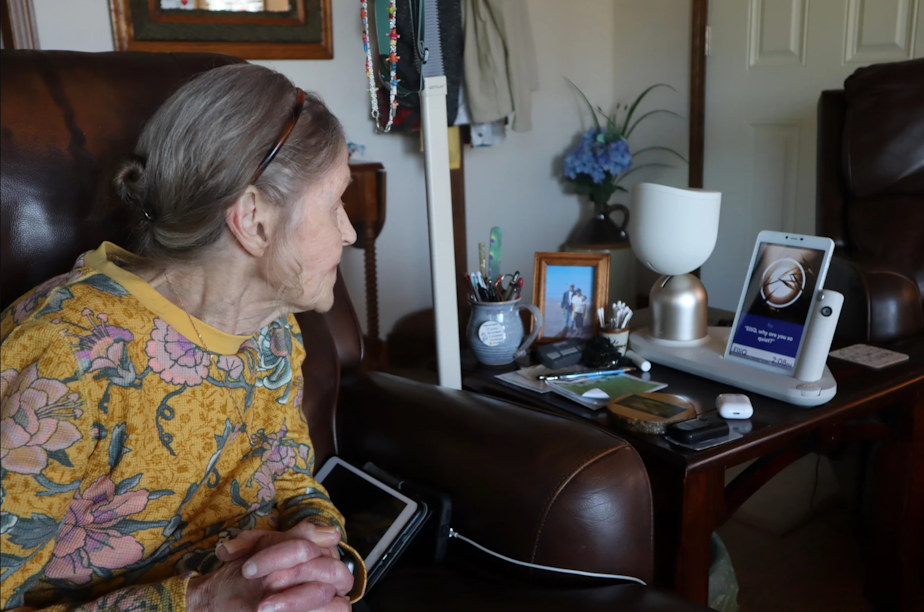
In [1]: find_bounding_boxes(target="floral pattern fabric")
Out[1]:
[0,244,364,611]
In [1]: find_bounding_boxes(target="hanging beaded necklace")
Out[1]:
[361,0,399,133]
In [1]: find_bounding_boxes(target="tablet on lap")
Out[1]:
[315,457,428,591]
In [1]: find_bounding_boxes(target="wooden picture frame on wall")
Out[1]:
[109,0,332,59]
[532,252,610,344]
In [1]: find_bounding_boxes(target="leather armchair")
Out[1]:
[817,58,924,344]
[0,50,708,612]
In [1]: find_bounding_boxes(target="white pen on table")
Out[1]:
[625,350,650,372]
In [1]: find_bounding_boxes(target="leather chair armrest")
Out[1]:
[336,372,654,585]
[826,250,923,344]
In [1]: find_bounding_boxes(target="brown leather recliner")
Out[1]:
[0,50,709,611]
[817,58,924,345]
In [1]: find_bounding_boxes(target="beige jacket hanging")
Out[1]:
[462,0,539,132]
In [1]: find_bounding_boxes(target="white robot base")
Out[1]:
[629,327,836,407]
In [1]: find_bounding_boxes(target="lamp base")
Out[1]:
[650,273,708,342]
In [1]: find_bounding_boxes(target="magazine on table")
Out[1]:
[495,364,587,394]
[546,374,667,410]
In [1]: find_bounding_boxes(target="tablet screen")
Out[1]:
[319,462,411,563]
[728,243,826,371]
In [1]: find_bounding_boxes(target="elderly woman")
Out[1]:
[0,65,361,612]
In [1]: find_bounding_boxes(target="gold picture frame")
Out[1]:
[108,0,332,60]
[532,252,610,343]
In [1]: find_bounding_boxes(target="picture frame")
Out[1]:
[532,252,610,343]
[108,0,333,60]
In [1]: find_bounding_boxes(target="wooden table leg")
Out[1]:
[865,385,924,610]
[676,468,724,602]
[647,459,723,604]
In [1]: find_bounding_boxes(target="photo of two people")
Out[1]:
[543,265,596,339]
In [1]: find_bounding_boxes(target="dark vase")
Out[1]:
[569,202,630,247]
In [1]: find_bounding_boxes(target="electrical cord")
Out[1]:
[448,528,647,586]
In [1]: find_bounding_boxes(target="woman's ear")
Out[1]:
[226,186,276,258]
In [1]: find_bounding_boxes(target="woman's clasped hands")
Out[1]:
[187,521,355,612]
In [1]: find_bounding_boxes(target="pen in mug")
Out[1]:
[466,274,481,301]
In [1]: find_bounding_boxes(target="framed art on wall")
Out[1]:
[109,0,332,59]
[532,252,609,343]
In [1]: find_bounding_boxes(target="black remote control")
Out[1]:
[667,417,729,444]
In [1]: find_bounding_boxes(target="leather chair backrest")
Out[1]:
[842,59,924,199]
[817,58,924,296]
[0,50,363,466]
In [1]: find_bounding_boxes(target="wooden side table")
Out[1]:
[463,309,924,610]
[343,162,386,369]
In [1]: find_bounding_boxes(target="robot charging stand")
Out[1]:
[629,327,836,407]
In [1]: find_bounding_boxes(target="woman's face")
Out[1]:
[285,149,356,313]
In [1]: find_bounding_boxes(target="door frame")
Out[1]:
[689,0,708,189]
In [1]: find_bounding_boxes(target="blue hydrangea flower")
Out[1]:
[564,128,632,184]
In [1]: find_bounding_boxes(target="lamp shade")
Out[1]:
[629,183,722,275]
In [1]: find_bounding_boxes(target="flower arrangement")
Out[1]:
[563,79,687,206]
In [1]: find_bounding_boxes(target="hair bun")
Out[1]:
[113,156,156,220]
[114,157,146,202]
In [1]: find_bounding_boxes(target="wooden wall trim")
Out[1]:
[451,126,471,342]
[1,0,39,50]
[689,0,708,188]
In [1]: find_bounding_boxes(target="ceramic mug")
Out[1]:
[467,298,543,366]
[600,327,630,355]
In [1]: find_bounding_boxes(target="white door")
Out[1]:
[701,0,923,309]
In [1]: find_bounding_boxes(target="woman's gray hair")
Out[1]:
[113,63,345,272]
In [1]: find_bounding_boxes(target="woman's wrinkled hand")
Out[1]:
[186,522,354,612]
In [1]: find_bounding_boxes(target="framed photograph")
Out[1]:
[532,252,609,343]
[109,0,333,59]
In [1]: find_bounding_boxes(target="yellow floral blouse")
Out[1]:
[0,243,365,611]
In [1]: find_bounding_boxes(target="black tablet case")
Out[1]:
[362,463,453,564]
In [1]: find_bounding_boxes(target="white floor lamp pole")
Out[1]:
[420,75,462,389]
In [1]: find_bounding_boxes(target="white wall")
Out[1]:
[32,0,691,336]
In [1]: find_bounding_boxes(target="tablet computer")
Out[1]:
[724,231,834,375]
[315,457,426,586]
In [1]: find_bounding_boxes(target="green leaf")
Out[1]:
[6,513,59,550]
[572,182,594,195]
[116,518,169,534]
[33,474,81,496]
[596,105,619,138]
[632,145,689,164]
[116,473,143,494]
[590,183,615,205]
[626,109,682,138]
[565,77,600,131]
[0,552,28,573]
[3,569,42,608]
[34,288,74,319]
[108,423,130,471]
[621,83,677,135]
[77,274,129,297]
[230,479,250,510]
[46,449,73,468]
[98,383,111,415]
[0,512,17,536]
[613,163,676,185]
